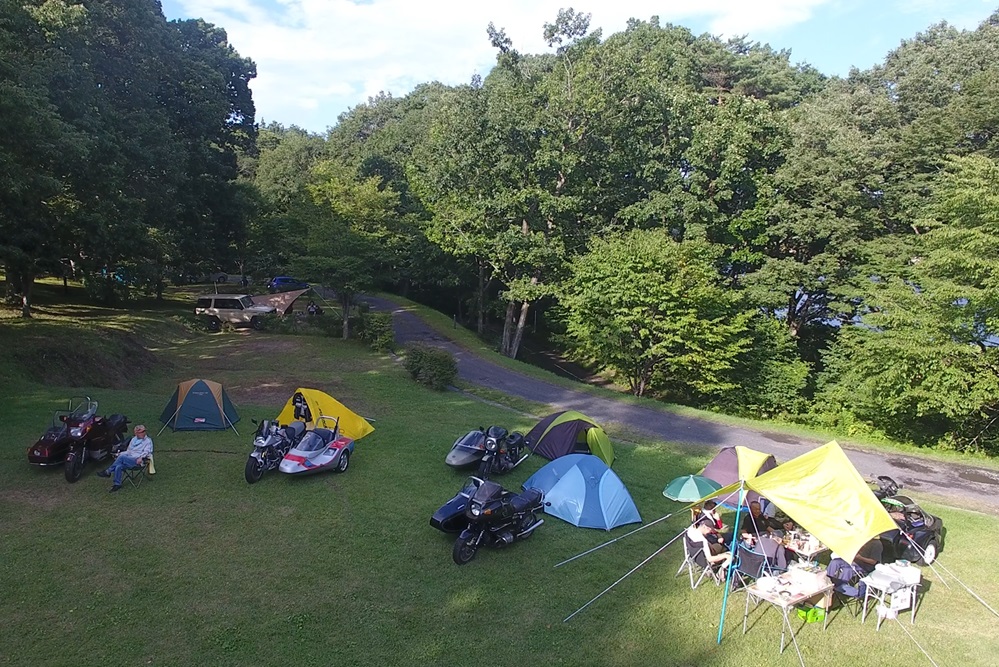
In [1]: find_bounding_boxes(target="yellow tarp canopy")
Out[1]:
[701,441,897,562]
[276,388,374,441]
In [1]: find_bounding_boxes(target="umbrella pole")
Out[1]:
[554,511,682,568]
[717,482,746,645]
[563,527,687,623]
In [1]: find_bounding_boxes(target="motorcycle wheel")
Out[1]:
[64,452,85,483]
[452,535,479,565]
[920,539,939,565]
[244,456,264,484]
[335,450,350,473]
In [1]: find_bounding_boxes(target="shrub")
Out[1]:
[356,312,395,352]
[403,343,457,391]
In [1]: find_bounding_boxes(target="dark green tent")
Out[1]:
[158,378,240,435]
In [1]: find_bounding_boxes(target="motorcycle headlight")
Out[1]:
[70,427,84,437]
[470,505,482,517]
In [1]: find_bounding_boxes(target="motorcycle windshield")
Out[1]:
[452,431,485,452]
[295,431,328,453]
[470,480,505,504]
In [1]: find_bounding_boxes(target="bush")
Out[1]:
[403,343,457,391]
[356,311,395,352]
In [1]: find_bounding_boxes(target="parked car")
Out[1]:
[267,276,310,293]
[195,294,277,331]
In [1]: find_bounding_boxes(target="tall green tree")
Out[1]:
[561,229,752,398]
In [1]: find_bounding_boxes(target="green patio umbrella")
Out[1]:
[663,474,722,502]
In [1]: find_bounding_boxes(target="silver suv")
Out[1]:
[195,294,276,331]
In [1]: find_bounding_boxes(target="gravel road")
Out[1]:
[364,294,999,513]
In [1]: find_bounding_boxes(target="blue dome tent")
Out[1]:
[523,454,641,530]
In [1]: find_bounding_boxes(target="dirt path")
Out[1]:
[364,295,999,513]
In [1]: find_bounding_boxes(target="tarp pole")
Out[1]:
[717,482,746,645]
[563,527,687,623]
[554,511,682,568]
[925,556,999,618]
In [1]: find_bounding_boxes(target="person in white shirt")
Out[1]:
[686,521,733,570]
[97,424,153,493]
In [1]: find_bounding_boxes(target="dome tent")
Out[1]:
[700,446,777,508]
[158,379,240,435]
[523,454,641,530]
[525,410,614,467]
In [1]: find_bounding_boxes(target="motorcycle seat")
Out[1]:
[509,488,543,513]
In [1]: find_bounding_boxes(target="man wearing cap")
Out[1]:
[97,424,153,493]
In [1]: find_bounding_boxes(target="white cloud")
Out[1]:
[173,0,833,131]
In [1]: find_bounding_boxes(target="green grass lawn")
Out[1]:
[2,290,999,666]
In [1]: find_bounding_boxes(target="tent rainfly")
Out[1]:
[526,410,614,467]
[159,379,240,435]
[275,388,374,441]
[522,454,641,530]
[700,445,777,508]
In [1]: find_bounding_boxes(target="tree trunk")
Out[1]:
[476,260,486,336]
[500,301,516,355]
[509,300,531,359]
[341,293,351,339]
[20,271,34,318]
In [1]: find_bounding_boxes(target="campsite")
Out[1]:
[2,289,999,667]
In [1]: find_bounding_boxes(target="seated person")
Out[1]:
[827,538,884,582]
[771,515,797,538]
[686,521,733,570]
[693,501,727,555]
[96,424,153,493]
[740,501,774,541]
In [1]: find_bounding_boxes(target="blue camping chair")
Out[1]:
[732,542,771,591]
[826,558,867,618]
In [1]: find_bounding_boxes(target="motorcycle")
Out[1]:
[26,396,129,483]
[450,477,546,565]
[244,419,306,483]
[873,475,945,565]
[444,426,530,475]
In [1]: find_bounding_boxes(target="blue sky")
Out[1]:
[161,0,995,133]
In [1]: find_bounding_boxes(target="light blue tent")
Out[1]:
[522,454,641,530]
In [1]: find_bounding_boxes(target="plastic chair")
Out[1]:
[677,534,723,590]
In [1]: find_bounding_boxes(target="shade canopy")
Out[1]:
[699,441,897,562]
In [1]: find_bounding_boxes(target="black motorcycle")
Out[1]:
[873,475,944,565]
[450,478,545,565]
[244,419,306,483]
[478,426,530,476]
[444,426,530,475]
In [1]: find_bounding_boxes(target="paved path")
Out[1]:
[365,295,999,513]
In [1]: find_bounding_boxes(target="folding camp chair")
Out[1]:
[121,454,155,489]
[826,558,866,619]
[676,535,723,590]
[732,543,771,591]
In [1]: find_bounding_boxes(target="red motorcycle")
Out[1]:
[26,397,129,483]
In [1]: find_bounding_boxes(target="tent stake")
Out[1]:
[562,528,687,623]
[554,511,681,568]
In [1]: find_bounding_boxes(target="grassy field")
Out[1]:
[2,287,998,666]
